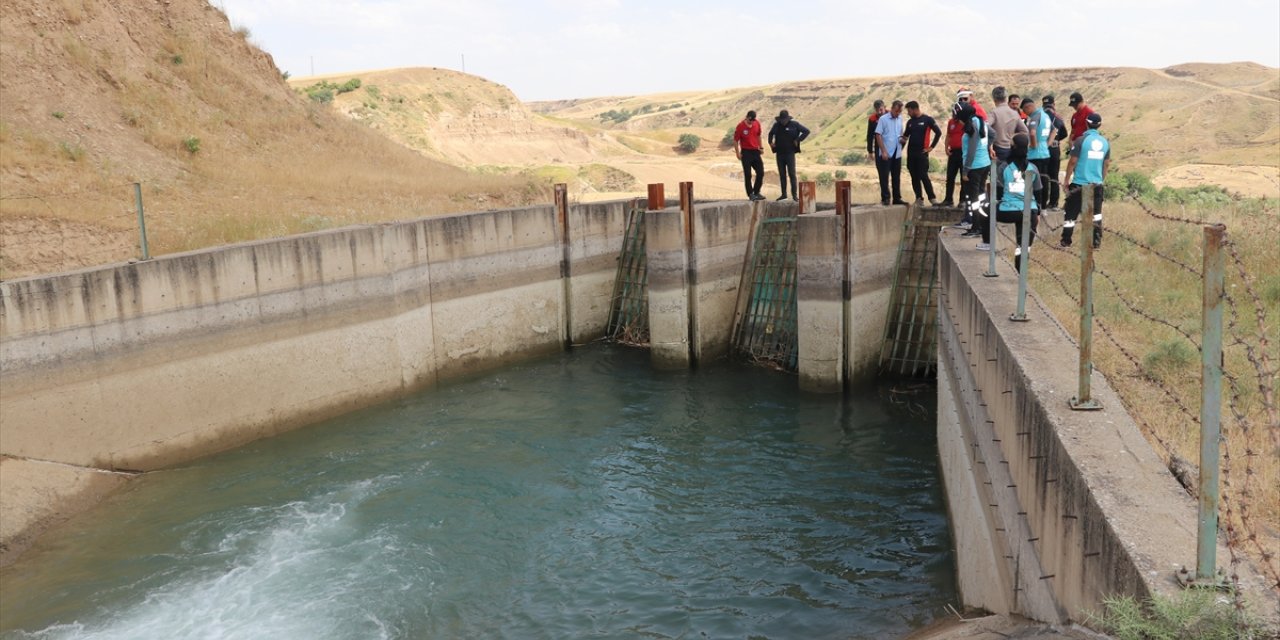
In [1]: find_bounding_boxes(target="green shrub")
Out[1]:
[840,151,865,165]
[816,152,829,164]
[308,87,334,104]
[1105,171,1156,200]
[365,85,381,100]
[337,78,362,94]
[183,136,201,154]
[677,133,701,153]
[51,111,65,119]
[171,54,184,65]
[816,171,835,187]
[834,170,848,180]
[720,129,735,149]
[928,157,942,173]
[1089,592,1272,640]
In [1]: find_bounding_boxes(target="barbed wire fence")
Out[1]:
[984,179,1280,620]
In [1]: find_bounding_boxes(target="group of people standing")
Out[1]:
[731,85,1111,259]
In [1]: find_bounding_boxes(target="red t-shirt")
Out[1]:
[734,119,763,151]
[971,99,988,122]
[1070,105,1095,140]
[945,117,965,151]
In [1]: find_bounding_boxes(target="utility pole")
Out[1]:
[461,54,466,73]
[310,56,314,76]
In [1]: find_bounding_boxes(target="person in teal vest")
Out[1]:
[1023,98,1052,210]
[957,102,990,237]
[1061,113,1110,249]
[981,133,1041,271]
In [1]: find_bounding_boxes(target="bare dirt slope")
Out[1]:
[0,0,537,279]
[290,67,635,166]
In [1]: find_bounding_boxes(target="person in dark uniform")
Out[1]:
[901,101,942,205]
[768,110,810,201]
[866,100,888,203]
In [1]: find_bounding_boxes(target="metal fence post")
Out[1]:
[984,167,998,277]
[1010,169,1033,322]
[1197,223,1226,580]
[1069,184,1102,410]
[133,182,150,261]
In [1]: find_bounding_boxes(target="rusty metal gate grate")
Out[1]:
[879,207,951,376]
[732,216,799,371]
[606,202,649,345]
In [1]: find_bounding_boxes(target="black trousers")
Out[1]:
[1045,147,1062,207]
[907,152,935,201]
[776,151,797,197]
[944,149,962,203]
[961,166,989,224]
[1062,184,1104,247]
[983,206,1040,246]
[741,149,764,197]
[1030,158,1050,209]
[877,155,902,203]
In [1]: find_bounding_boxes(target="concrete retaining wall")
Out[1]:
[0,200,633,474]
[933,229,1277,622]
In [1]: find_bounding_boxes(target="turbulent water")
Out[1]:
[1,346,954,639]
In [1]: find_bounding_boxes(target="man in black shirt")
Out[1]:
[901,101,942,205]
[768,110,811,201]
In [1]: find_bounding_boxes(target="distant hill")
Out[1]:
[529,64,1280,175]
[0,0,537,279]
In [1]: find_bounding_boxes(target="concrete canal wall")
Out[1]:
[932,229,1277,623]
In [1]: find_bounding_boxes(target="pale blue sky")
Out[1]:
[215,0,1280,101]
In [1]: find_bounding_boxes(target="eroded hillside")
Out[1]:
[0,0,539,279]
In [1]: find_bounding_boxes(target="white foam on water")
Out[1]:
[15,477,424,640]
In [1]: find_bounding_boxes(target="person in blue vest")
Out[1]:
[1061,113,1110,249]
[981,133,1041,271]
[1022,98,1053,210]
[957,102,990,238]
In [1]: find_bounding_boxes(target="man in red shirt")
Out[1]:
[941,101,966,208]
[1068,92,1095,142]
[733,110,765,201]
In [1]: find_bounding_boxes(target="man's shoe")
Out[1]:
[929,200,939,207]
[791,196,799,202]
[892,199,909,205]
[961,229,981,237]
[776,195,788,201]
[881,200,891,206]
[975,242,991,251]
[1059,238,1072,248]
[938,200,954,207]
[750,193,766,201]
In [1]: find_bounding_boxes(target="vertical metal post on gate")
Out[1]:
[1069,185,1102,410]
[836,181,852,382]
[798,181,817,214]
[1197,223,1226,580]
[133,182,151,261]
[984,168,998,277]
[555,183,572,348]
[1010,171,1033,322]
[647,183,665,211]
[680,181,697,366]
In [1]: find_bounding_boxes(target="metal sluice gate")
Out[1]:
[605,202,649,345]
[731,215,799,371]
[879,206,949,377]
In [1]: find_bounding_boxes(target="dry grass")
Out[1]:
[1006,197,1280,580]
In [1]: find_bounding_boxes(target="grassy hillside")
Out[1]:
[0,0,541,279]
